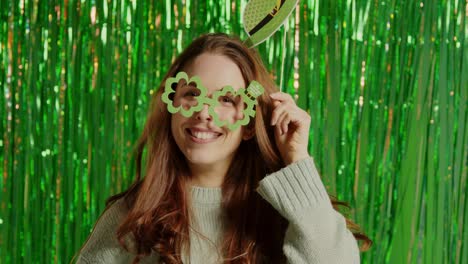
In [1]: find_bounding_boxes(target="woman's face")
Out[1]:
[170,53,251,175]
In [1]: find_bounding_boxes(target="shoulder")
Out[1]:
[75,198,134,263]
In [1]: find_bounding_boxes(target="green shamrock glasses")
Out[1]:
[162,71,264,130]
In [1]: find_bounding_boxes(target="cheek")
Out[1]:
[214,106,242,123]
[171,114,182,137]
[171,113,183,125]
[226,128,244,146]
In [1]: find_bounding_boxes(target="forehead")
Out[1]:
[183,53,246,90]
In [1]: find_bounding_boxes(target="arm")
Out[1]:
[267,92,360,263]
[73,199,137,264]
[257,157,360,263]
[75,255,92,264]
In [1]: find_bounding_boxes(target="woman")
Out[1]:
[76,33,371,264]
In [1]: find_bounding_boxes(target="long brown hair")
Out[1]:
[107,33,371,263]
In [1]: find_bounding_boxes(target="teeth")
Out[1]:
[191,131,219,140]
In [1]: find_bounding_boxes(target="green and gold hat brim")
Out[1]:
[243,0,299,48]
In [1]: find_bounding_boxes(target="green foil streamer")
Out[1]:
[0,1,466,263]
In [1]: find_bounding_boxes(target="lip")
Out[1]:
[185,127,223,144]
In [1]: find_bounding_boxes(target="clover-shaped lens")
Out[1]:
[174,79,203,110]
[162,72,206,117]
[209,86,247,129]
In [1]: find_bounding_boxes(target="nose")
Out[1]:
[194,104,212,121]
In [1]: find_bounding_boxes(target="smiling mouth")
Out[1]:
[186,128,222,141]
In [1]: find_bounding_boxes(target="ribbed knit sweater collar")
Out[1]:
[190,186,223,205]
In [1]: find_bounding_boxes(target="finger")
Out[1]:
[275,111,289,134]
[281,103,310,125]
[275,104,306,126]
[280,114,291,135]
[270,92,295,103]
[295,110,312,126]
[275,124,284,138]
[274,107,291,132]
[288,110,310,126]
[270,102,290,125]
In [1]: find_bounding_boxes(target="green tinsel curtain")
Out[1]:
[0,0,466,263]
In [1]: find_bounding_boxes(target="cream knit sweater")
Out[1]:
[75,158,360,263]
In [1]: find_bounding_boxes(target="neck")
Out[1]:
[188,162,230,188]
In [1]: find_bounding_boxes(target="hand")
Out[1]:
[270,92,311,165]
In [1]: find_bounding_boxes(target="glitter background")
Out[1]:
[0,0,466,263]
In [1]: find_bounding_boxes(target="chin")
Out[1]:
[187,159,221,170]
[184,152,216,166]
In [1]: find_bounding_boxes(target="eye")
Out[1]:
[220,96,235,105]
[183,87,200,97]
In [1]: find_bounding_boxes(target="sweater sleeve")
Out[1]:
[257,157,360,264]
[74,199,159,264]
[74,199,135,264]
